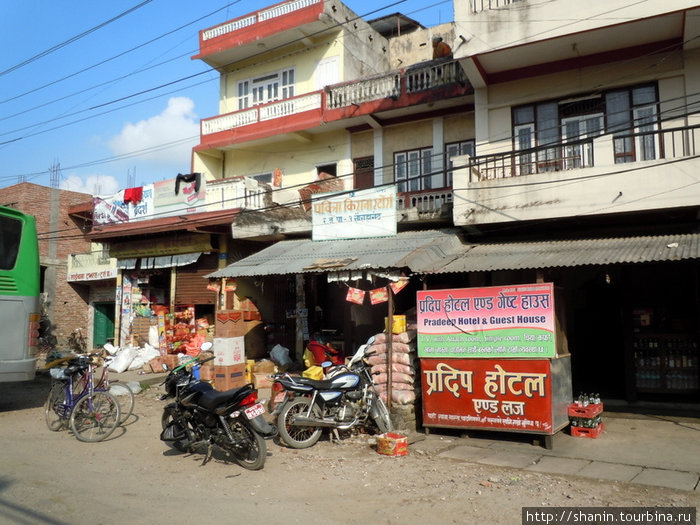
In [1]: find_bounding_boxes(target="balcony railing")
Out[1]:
[397,189,453,215]
[326,59,465,109]
[202,92,322,136]
[205,177,267,212]
[202,0,321,41]
[469,0,524,14]
[467,123,700,182]
[202,60,466,137]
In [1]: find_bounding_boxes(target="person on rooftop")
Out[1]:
[432,36,453,60]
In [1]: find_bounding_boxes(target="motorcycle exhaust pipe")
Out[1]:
[290,415,358,430]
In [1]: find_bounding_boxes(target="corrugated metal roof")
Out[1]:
[435,233,700,273]
[209,229,466,278]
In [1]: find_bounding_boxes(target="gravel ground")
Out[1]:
[0,374,696,525]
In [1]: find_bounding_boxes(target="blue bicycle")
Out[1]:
[44,355,121,442]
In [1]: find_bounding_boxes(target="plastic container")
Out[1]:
[567,402,603,419]
[377,432,408,456]
[571,423,605,438]
[384,315,407,335]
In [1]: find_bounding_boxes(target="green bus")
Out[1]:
[0,205,40,382]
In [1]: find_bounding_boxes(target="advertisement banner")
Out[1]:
[417,283,556,358]
[311,186,396,241]
[421,358,553,433]
[92,185,154,225]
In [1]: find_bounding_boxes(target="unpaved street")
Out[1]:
[0,375,696,525]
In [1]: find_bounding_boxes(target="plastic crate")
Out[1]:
[570,422,605,438]
[567,402,603,419]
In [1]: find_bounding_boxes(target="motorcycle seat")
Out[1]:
[198,384,254,411]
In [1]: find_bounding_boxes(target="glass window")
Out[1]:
[238,68,296,108]
[445,140,475,187]
[394,147,434,192]
[0,215,21,270]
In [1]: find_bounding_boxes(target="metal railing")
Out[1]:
[467,123,700,182]
[397,189,453,214]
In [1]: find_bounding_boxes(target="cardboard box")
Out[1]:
[213,336,245,366]
[253,372,273,390]
[214,364,247,391]
[199,364,216,382]
[215,311,245,338]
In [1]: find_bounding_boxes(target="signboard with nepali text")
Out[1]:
[417,283,556,359]
[421,358,554,433]
[311,186,396,241]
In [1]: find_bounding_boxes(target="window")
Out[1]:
[237,68,295,109]
[445,140,475,187]
[512,83,659,171]
[250,173,272,184]
[394,147,434,193]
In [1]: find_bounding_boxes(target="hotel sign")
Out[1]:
[417,283,556,359]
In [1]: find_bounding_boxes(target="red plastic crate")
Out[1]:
[567,402,603,419]
[570,422,604,438]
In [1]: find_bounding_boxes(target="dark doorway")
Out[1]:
[93,302,115,349]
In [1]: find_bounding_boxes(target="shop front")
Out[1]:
[111,233,219,353]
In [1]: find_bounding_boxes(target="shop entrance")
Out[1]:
[93,302,115,349]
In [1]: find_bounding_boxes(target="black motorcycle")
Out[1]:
[270,344,393,449]
[160,349,277,470]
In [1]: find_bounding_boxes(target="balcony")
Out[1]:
[197,59,470,149]
[194,0,331,70]
[454,123,700,227]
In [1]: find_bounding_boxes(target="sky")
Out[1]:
[0,0,453,197]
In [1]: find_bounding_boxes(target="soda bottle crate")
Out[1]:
[567,402,603,419]
[570,422,605,439]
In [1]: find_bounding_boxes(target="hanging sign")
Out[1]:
[346,287,366,304]
[311,186,396,241]
[417,283,556,359]
[369,287,389,305]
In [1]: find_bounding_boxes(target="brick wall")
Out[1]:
[0,183,94,349]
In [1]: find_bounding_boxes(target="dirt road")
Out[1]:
[0,375,695,525]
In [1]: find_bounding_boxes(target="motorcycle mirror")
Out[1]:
[200,341,213,352]
[321,360,333,368]
[161,363,170,372]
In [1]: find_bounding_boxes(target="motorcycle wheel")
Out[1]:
[277,397,323,449]
[371,394,393,434]
[161,406,189,452]
[225,418,267,471]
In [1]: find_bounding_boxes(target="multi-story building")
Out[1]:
[447,0,700,402]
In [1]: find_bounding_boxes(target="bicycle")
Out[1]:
[71,355,135,425]
[45,351,135,425]
[44,355,121,442]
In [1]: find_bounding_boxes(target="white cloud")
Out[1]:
[108,97,199,169]
[60,174,120,197]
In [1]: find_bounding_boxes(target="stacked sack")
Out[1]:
[366,329,420,405]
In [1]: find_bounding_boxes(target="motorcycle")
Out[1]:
[159,344,277,470]
[270,343,393,449]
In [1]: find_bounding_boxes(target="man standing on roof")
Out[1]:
[432,36,453,59]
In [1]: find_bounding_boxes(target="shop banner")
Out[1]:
[311,186,396,241]
[421,358,553,433]
[92,185,154,225]
[417,283,555,359]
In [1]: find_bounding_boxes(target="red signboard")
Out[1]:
[421,358,554,434]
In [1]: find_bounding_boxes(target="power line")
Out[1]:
[0,0,155,78]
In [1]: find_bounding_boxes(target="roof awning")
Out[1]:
[208,229,466,278]
[435,233,700,273]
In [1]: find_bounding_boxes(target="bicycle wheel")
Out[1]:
[109,382,135,424]
[69,391,120,442]
[45,382,69,431]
